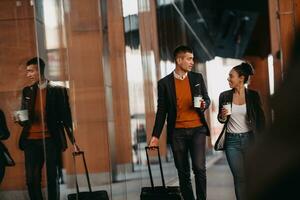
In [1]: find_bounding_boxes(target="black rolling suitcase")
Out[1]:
[140,146,183,200]
[68,151,109,200]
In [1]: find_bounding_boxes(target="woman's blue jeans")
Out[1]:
[225,132,254,200]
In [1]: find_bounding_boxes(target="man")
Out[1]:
[17,57,79,200]
[149,45,210,200]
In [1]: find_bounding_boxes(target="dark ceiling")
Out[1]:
[156,0,270,62]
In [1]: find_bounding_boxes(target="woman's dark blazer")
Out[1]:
[217,89,266,136]
[152,71,211,143]
[0,109,10,167]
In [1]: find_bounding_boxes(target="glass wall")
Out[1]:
[0,0,212,199]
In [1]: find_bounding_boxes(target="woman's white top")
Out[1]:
[227,103,252,133]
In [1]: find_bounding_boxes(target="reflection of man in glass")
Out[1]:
[136,124,147,143]
[132,124,147,162]
[149,46,210,200]
[17,57,79,200]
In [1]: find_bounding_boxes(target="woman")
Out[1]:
[217,62,265,200]
[0,109,11,184]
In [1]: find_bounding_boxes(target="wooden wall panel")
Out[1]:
[268,0,300,91]
[0,19,36,91]
[0,0,36,190]
[0,0,33,20]
[246,57,272,128]
[278,0,296,78]
[70,0,100,32]
[294,0,300,31]
[268,0,283,92]
[107,0,132,164]
[138,0,168,156]
[64,0,113,174]
[64,121,110,173]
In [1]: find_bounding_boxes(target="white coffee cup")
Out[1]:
[14,110,29,122]
[223,104,232,115]
[194,96,203,108]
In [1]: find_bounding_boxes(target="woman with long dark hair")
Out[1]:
[0,109,11,184]
[217,62,265,200]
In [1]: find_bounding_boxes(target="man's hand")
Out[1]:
[148,136,159,149]
[200,99,206,110]
[13,113,20,122]
[73,143,80,152]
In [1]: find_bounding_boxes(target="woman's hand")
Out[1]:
[220,107,228,120]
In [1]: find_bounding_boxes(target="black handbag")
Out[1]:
[0,142,15,167]
[214,126,227,151]
[140,146,183,200]
[67,151,109,200]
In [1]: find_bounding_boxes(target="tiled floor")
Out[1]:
[0,153,235,200]
[206,156,235,200]
[112,153,235,200]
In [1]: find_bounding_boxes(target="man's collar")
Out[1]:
[38,80,48,89]
[173,71,188,80]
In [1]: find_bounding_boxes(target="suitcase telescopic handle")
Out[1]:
[72,151,92,194]
[145,146,166,189]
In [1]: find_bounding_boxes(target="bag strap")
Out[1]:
[72,151,92,193]
[0,141,15,166]
[145,146,166,189]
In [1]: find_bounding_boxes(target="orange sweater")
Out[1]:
[28,88,50,139]
[175,77,203,128]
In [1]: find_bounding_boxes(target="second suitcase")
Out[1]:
[67,151,109,200]
[140,146,183,200]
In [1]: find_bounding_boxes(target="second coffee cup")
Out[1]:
[194,95,203,108]
[223,103,232,115]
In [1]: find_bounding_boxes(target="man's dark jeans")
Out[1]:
[170,126,207,200]
[225,132,254,200]
[24,138,59,200]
